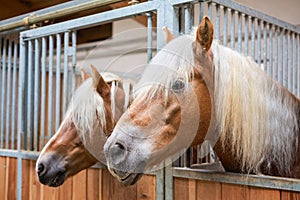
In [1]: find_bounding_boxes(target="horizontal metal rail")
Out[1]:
[0,0,124,33]
[173,167,300,192]
[21,1,159,40]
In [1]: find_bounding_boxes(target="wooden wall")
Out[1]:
[0,156,156,200]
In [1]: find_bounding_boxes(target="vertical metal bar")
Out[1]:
[296,34,300,98]
[274,26,278,80]
[279,28,283,84]
[284,30,288,87]
[55,34,61,131]
[230,9,235,49]
[17,33,27,200]
[207,2,212,19]
[147,12,153,62]
[289,31,293,91]
[244,15,249,55]
[293,33,297,94]
[0,37,7,148]
[184,4,191,34]
[215,4,220,42]
[294,33,300,95]
[199,1,204,21]
[71,31,77,95]
[40,37,47,150]
[11,35,18,149]
[33,39,40,151]
[263,22,267,72]
[62,31,69,116]
[223,7,228,46]
[257,20,261,66]
[6,35,12,149]
[48,35,54,140]
[269,24,273,77]
[26,40,33,150]
[251,17,255,59]
[237,12,242,53]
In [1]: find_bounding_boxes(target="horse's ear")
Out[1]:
[163,26,174,43]
[90,64,110,98]
[80,68,90,81]
[196,16,214,51]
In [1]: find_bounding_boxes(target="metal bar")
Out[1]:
[26,40,34,150]
[251,17,255,59]
[263,22,267,72]
[223,7,228,46]
[147,12,153,62]
[210,0,300,34]
[199,2,204,20]
[269,24,273,77]
[0,0,125,32]
[230,9,235,49]
[184,4,193,34]
[33,39,40,151]
[165,162,173,200]
[294,33,300,98]
[6,35,12,149]
[284,30,288,87]
[11,35,18,150]
[156,169,165,200]
[279,28,283,84]
[288,31,293,91]
[55,34,61,131]
[293,33,297,94]
[71,31,77,98]
[22,1,160,40]
[244,15,249,55]
[207,2,212,19]
[1,37,7,148]
[48,35,54,141]
[274,26,278,80]
[40,37,47,150]
[215,4,220,42]
[62,32,69,116]
[173,167,300,192]
[257,19,261,65]
[237,12,242,53]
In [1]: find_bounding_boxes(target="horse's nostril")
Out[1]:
[37,163,45,176]
[110,142,127,165]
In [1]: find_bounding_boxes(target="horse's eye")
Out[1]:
[171,79,185,93]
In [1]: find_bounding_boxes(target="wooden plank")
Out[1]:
[174,177,196,200]
[99,168,103,200]
[196,180,221,200]
[58,176,73,200]
[0,157,6,199]
[22,159,30,200]
[5,157,17,200]
[102,168,137,200]
[29,160,41,200]
[221,183,249,200]
[41,184,59,200]
[281,191,300,200]
[137,174,156,200]
[249,186,280,200]
[72,169,87,200]
[87,168,100,200]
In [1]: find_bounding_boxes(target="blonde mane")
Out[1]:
[212,42,299,175]
[134,35,195,100]
[64,72,124,143]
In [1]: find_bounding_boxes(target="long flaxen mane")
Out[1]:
[212,42,300,175]
[63,73,121,142]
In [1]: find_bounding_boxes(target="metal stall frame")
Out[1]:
[0,0,298,199]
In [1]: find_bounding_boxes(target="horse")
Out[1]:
[104,16,300,186]
[36,65,133,187]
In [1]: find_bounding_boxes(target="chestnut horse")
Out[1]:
[104,16,300,186]
[36,65,133,187]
